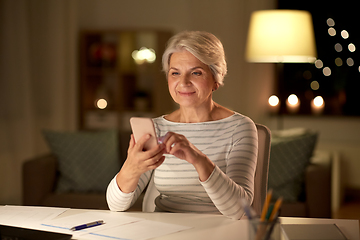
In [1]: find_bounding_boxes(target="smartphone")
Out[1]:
[130,117,158,151]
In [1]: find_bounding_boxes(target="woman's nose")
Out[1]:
[179,74,191,86]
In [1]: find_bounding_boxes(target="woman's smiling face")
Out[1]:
[167,50,217,109]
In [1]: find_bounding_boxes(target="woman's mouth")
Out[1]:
[178,91,195,96]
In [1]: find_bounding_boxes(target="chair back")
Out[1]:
[252,124,271,216]
[143,123,271,215]
[143,171,158,212]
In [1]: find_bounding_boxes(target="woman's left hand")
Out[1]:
[159,132,215,181]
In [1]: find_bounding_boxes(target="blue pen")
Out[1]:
[70,220,104,231]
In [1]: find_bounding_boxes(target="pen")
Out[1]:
[70,220,104,231]
[240,198,256,220]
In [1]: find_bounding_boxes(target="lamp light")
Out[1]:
[245,10,317,63]
[245,10,317,127]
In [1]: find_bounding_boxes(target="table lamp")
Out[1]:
[245,9,317,121]
[245,10,317,63]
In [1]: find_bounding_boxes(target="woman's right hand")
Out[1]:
[116,134,165,193]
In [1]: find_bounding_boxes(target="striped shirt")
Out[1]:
[106,112,258,220]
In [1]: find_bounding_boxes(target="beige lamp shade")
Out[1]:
[245,10,317,63]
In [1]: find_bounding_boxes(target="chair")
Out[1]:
[143,123,271,216]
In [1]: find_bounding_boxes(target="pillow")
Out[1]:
[43,129,120,193]
[268,129,318,202]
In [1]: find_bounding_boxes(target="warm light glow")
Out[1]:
[96,99,108,109]
[132,47,156,64]
[348,43,356,52]
[311,96,325,115]
[287,94,299,105]
[335,58,343,67]
[347,58,354,66]
[286,94,300,113]
[327,18,335,27]
[328,28,336,37]
[268,95,280,106]
[310,80,320,90]
[245,10,317,63]
[341,30,349,39]
[315,59,323,69]
[323,67,331,76]
[313,96,324,107]
[335,43,343,52]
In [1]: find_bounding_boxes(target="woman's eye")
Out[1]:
[171,71,179,76]
[192,71,202,76]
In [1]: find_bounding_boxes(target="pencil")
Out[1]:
[260,189,272,222]
[269,197,283,222]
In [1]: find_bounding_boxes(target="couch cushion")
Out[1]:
[268,128,318,202]
[43,129,120,193]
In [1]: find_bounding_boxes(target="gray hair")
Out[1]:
[162,31,227,86]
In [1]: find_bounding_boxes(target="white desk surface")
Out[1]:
[58,209,359,240]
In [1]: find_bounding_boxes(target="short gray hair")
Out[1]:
[162,31,227,86]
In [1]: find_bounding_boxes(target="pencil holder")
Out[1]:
[248,218,280,240]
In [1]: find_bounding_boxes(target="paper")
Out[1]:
[0,206,192,240]
[84,220,192,240]
[41,212,143,235]
[0,205,68,226]
[41,212,191,240]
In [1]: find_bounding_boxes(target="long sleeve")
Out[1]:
[201,119,257,219]
[106,170,152,211]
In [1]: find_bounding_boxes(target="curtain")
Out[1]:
[0,0,77,204]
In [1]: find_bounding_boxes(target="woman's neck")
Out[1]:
[168,101,225,123]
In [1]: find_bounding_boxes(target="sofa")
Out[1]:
[22,128,332,218]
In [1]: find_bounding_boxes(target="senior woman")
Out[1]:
[106,31,258,220]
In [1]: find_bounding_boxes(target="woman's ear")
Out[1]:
[213,82,220,91]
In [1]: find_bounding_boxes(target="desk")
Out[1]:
[61,209,359,240]
[1,207,359,240]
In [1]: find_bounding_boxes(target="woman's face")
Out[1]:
[167,50,217,109]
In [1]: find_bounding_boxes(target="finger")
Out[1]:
[149,156,165,169]
[134,134,151,151]
[128,134,135,149]
[165,135,179,153]
[158,132,171,144]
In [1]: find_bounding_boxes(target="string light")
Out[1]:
[323,67,331,76]
[347,58,354,67]
[348,43,356,52]
[315,59,323,68]
[335,43,343,52]
[327,18,335,27]
[328,27,336,36]
[335,58,343,67]
[310,80,320,90]
[341,30,349,39]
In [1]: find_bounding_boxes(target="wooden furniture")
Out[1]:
[78,30,174,130]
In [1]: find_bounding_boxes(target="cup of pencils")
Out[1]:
[249,190,282,240]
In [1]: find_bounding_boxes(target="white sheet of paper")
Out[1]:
[0,205,68,227]
[40,211,144,236]
[83,219,192,240]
